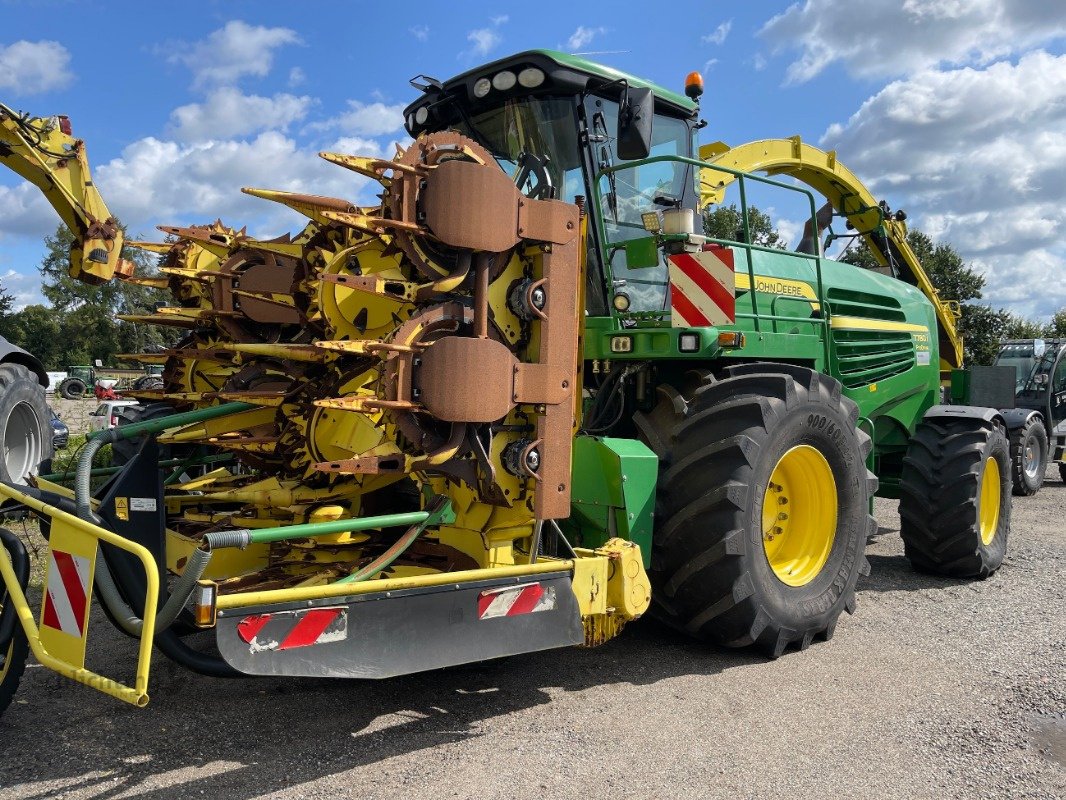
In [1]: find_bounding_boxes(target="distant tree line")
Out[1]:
[0,224,180,370]
[704,204,1066,366]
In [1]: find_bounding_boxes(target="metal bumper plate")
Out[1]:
[215,572,583,678]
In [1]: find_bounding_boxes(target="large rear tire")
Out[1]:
[57,376,87,400]
[0,363,53,485]
[899,416,1010,578]
[1009,416,1047,496]
[638,365,875,658]
[0,528,30,720]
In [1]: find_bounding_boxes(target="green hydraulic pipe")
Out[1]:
[209,510,432,548]
[86,401,258,442]
[40,453,235,482]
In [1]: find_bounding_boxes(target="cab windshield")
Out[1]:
[453,96,585,203]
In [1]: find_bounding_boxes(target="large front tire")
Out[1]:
[899,416,1010,578]
[642,365,875,658]
[0,363,52,485]
[1009,416,1047,496]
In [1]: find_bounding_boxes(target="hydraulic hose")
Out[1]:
[69,431,208,635]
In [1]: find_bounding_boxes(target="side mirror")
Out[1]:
[617,86,653,160]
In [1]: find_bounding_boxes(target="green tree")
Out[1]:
[1001,314,1046,340]
[703,204,785,248]
[37,223,180,365]
[0,278,16,343]
[1047,308,1066,338]
[8,305,62,368]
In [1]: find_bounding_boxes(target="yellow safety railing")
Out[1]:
[0,483,158,707]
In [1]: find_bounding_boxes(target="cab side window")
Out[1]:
[1054,356,1066,393]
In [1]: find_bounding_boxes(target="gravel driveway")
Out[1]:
[1,443,1062,799]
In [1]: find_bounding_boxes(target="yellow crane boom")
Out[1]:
[699,136,964,370]
[0,102,131,284]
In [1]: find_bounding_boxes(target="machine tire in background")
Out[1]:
[1009,417,1047,496]
[0,527,30,720]
[131,375,164,392]
[640,365,875,658]
[899,417,1010,578]
[57,376,88,400]
[0,363,53,485]
[111,402,179,465]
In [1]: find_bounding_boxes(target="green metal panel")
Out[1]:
[568,436,658,567]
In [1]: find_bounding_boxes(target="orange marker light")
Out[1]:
[685,71,704,100]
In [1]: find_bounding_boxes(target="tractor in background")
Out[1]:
[986,338,1066,493]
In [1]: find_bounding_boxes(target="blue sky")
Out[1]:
[2,1,1065,318]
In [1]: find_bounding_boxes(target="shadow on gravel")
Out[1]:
[860,553,972,594]
[1,617,762,799]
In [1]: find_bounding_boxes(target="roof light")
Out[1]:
[518,67,545,88]
[473,77,492,98]
[414,106,429,125]
[685,71,704,100]
[492,70,517,91]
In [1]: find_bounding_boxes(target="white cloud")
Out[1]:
[464,16,508,59]
[467,27,502,58]
[410,25,429,42]
[166,20,302,89]
[288,66,305,87]
[820,50,1066,316]
[0,269,47,310]
[0,40,73,95]
[92,132,377,241]
[168,88,314,142]
[0,182,58,240]
[761,0,1066,84]
[305,100,406,137]
[567,26,607,52]
[702,59,718,75]
[702,20,732,46]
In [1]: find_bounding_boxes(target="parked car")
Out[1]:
[87,400,139,432]
[48,407,69,449]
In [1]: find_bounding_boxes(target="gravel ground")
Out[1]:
[1,429,1063,799]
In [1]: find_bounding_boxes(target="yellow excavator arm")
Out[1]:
[699,136,964,370]
[0,102,131,284]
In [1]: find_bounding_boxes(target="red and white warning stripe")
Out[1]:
[477,582,556,620]
[667,245,735,327]
[42,549,90,637]
[237,607,348,654]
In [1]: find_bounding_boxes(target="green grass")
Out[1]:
[48,433,112,478]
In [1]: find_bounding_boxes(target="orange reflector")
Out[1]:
[718,331,745,349]
[685,71,704,100]
[193,581,218,628]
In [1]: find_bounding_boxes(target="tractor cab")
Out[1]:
[403,49,701,321]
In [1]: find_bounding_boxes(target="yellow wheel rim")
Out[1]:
[979,456,1001,546]
[0,639,12,683]
[761,445,838,587]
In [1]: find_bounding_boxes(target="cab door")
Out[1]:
[1050,349,1066,434]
